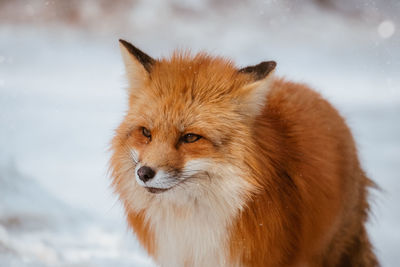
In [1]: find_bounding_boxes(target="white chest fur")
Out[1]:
[149,201,231,267]
[144,172,251,267]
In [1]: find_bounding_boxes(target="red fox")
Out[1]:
[110,39,378,267]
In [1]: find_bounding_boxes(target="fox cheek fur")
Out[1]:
[109,40,378,267]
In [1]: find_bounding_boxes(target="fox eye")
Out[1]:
[181,133,202,143]
[142,127,151,139]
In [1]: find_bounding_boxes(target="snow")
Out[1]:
[0,0,399,266]
[378,20,396,39]
[0,159,155,267]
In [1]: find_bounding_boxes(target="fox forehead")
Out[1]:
[129,54,250,111]
[126,54,252,134]
[150,53,249,99]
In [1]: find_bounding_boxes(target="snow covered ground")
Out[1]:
[0,1,399,266]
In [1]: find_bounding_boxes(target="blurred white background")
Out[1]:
[0,0,399,266]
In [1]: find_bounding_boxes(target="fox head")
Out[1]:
[110,40,276,209]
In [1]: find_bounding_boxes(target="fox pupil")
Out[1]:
[142,127,151,138]
[182,133,202,143]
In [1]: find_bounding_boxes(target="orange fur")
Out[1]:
[110,41,378,267]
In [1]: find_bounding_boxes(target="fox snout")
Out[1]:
[131,146,213,194]
[133,159,181,193]
[137,166,156,182]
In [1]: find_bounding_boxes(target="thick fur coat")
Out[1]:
[109,40,378,267]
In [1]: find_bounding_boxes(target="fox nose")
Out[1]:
[137,166,156,182]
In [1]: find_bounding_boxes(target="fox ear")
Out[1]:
[119,39,155,86]
[238,61,276,81]
[237,61,276,117]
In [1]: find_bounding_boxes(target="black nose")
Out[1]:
[137,166,156,182]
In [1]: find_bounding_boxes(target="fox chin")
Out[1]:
[109,39,378,267]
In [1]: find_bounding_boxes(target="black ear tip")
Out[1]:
[119,39,130,47]
[268,61,277,69]
[238,60,277,80]
[118,39,155,73]
[260,61,277,70]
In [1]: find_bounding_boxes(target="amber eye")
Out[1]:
[181,133,202,143]
[142,127,151,139]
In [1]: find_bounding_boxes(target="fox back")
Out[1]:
[110,40,378,267]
